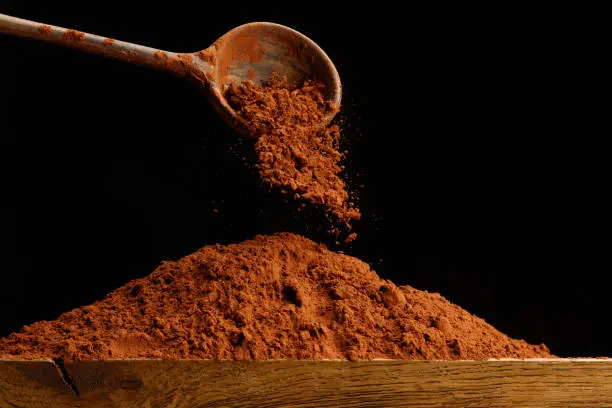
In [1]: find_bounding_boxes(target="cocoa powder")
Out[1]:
[38,25,52,36]
[0,233,552,361]
[63,30,86,42]
[119,49,138,62]
[225,75,361,233]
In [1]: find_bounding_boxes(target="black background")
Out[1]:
[1,2,601,357]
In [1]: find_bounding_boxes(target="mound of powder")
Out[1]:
[0,233,551,361]
[226,75,361,233]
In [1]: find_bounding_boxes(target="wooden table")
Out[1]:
[1,359,611,407]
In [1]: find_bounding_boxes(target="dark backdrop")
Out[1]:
[1,2,599,357]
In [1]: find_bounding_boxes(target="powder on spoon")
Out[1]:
[225,75,361,234]
[0,233,552,361]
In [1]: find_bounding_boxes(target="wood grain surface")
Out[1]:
[1,359,611,407]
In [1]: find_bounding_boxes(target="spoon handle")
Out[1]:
[0,13,183,72]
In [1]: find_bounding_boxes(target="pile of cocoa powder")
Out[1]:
[0,233,551,361]
[226,75,361,234]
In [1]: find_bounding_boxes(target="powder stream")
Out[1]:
[226,75,361,234]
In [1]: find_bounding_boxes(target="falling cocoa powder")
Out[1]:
[63,30,86,42]
[0,233,552,361]
[344,232,358,244]
[226,75,360,232]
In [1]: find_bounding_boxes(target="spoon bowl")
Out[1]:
[197,22,342,136]
[204,22,342,129]
[0,15,342,138]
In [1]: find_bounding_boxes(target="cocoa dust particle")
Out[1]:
[344,232,358,244]
[226,75,361,232]
[0,233,552,361]
[119,49,138,61]
[155,53,193,76]
[103,38,115,47]
[63,30,86,42]
[154,51,169,66]
[38,25,52,36]
[196,49,216,65]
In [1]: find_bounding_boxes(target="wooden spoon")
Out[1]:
[0,14,342,138]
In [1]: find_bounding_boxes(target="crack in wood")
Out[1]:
[52,359,80,396]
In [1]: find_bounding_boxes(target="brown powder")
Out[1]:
[154,50,169,65]
[63,30,86,42]
[0,233,552,361]
[247,68,256,81]
[119,49,138,62]
[103,38,115,47]
[153,52,194,76]
[344,232,358,244]
[38,25,52,36]
[167,54,194,75]
[226,75,361,232]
